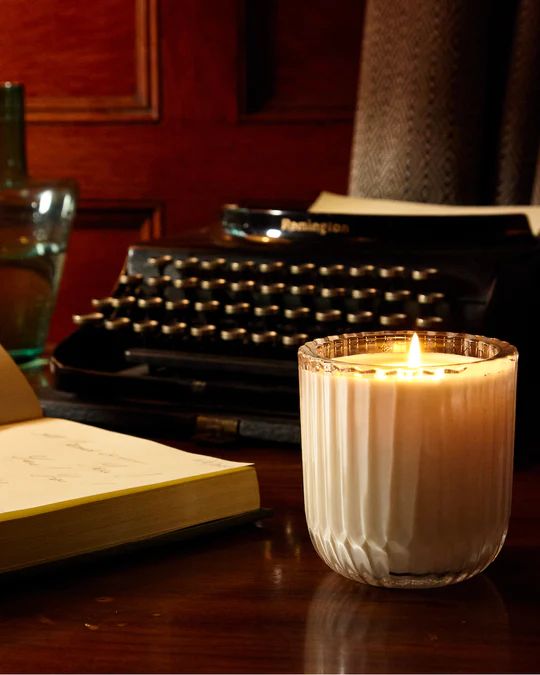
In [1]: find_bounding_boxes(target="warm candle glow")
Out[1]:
[407,333,421,368]
[372,332,445,380]
[299,332,518,588]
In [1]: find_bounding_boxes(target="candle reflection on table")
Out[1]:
[303,572,510,674]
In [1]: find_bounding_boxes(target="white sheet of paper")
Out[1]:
[309,191,540,235]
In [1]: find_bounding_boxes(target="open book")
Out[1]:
[0,345,261,574]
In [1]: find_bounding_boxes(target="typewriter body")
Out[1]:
[47,207,539,458]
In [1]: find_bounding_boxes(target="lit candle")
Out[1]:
[299,331,518,588]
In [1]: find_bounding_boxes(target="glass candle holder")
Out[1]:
[298,331,518,589]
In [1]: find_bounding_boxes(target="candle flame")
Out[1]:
[407,333,422,368]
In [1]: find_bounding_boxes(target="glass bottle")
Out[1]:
[0,82,77,362]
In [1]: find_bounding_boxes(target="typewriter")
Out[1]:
[45,205,539,457]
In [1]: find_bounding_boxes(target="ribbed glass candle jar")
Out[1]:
[298,331,518,588]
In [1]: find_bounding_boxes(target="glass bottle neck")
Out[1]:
[0,84,27,186]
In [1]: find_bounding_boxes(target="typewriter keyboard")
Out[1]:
[71,243,493,374]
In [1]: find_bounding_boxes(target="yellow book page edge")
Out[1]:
[0,465,254,523]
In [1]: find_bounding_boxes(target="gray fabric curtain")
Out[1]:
[349,0,540,205]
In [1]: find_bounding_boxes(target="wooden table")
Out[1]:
[1,434,539,674]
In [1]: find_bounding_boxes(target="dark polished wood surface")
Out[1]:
[0,430,539,674]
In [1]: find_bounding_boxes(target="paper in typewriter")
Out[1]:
[310,191,540,235]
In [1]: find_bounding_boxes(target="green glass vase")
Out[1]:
[0,82,77,362]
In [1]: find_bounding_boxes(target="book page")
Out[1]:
[309,191,540,235]
[0,344,42,426]
[0,417,252,519]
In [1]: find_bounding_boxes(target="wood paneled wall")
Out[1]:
[0,0,364,340]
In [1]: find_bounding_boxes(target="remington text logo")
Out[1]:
[280,217,350,236]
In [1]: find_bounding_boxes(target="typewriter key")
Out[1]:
[260,282,286,294]
[200,257,227,273]
[413,268,441,294]
[319,264,345,278]
[91,297,116,315]
[200,277,227,291]
[195,301,221,326]
[165,298,191,314]
[72,312,104,327]
[137,296,164,309]
[195,300,221,313]
[417,293,449,322]
[289,262,316,278]
[190,325,217,349]
[254,304,280,317]
[137,297,164,321]
[349,264,375,278]
[378,265,406,288]
[174,256,200,273]
[103,316,133,350]
[259,282,287,303]
[165,298,191,312]
[314,309,343,336]
[111,296,138,310]
[172,277,200,302]
[416,316,444,329]
[133,319,160,334]
[350,287,379,305]
[315,309,342,322]
[282,333,309,348]
[229,279,256,301]
[284,307,310,321]
[200,278,228,303]
[379,313,409,327]
[146,275,172,292]
[320,287,346,299]
[161,321,188,347]
[225,302,251,316]
[230,260,256,274]
[384,289,411,302]
[346,311,374,327]
[251,330,278,345]
[118,273,144,286]
[107,296,138,322]
[378,265,406,279]
[162,321,187,336]
[190,324,217,339]
[418,292,445,304]
[221,327,248,342]
[117,273,144,296]
[147,255,173,275]
[412,267,438,281]
[380,290,412,319]
[253,305,280,333]
[104,317,132,331]
[259,261,285,275]
[173,276,199,289]
[289,284,316,297]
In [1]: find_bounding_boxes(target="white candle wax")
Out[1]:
[300,343,517,586]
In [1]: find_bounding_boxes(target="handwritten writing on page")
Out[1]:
[0,417,251,518]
